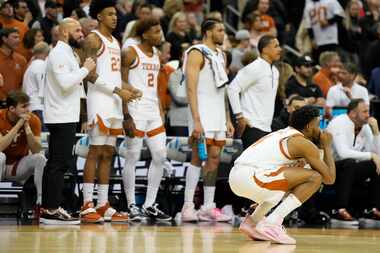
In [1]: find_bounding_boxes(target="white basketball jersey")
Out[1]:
[127,44,161,120]
[184,45,227,132]
[303,0,344,46]
[87,30,123,124]
[235,127,304,170]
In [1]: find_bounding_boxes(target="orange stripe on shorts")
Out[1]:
[146,126,165,138]
[253,176,288,192]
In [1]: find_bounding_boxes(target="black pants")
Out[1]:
[42,123,77,209]
[241,126,270,149]
[335,159,380,209]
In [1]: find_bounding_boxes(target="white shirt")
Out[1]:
[326,114,380,161]
[227,57,279,132]
[303,0,344,46]
[43,41,88,124]
[22,59,46,111]
[326,82,369,107]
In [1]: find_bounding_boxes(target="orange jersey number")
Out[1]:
[111,56,120,72]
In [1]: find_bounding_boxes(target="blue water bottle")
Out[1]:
[197,134,208,161]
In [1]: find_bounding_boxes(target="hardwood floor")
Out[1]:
[0,223,379,252]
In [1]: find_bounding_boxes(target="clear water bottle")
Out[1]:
[197,134,208,161]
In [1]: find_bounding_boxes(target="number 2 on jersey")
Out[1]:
[147,72,154,87]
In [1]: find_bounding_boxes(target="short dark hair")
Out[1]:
[0,28,19,46]
[6,91,30,108]
[257,35,276,53]
[135,18,160,38]
[342,62,359,75]
[201,18,221,37]
[89,0,116,20]
[139,3,153,11]
[347,98,365,113]
[288,95,305,106]
[289,105,320,131]
[12,0,28,9]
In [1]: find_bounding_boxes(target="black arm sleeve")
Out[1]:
[328,15,343,25]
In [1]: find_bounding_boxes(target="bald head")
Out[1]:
[58,18,84,48]
[59,18,80,33]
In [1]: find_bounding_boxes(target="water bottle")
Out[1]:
[197,134,208,161]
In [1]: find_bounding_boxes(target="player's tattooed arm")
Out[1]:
[82,33,102,83]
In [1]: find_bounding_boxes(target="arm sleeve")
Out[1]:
[328,15,343,25]
[51,54,89,92]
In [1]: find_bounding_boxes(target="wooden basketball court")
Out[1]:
[0,223,379,252]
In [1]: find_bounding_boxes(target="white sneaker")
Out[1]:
[181,202,198,222]
[198,204,232,222]
[221,205,234,218]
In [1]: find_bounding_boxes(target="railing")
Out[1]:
[223,4,240,34]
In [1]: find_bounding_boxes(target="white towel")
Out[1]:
[183,44,229,88]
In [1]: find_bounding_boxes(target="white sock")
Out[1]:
[144,161,164,208]
[122,151,139,206]
[203,186,215,209]
[184,164,201,203]
[83,183,94,204]
[97,184,109,207]
[33,159,45,205]
[250,202,276,224]
[266,194,302,224]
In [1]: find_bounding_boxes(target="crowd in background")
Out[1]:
[1,0,380,227]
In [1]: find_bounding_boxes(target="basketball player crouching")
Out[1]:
[229,106,336,244]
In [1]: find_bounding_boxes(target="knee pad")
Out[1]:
[124,151,141,165]
[150,149,167,165]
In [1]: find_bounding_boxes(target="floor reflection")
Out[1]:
[0,222,378,253]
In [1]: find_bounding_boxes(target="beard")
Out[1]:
[68,34,82,49]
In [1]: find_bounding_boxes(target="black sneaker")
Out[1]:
[128,204,148,222]
[330,209,359,228]
[40,207,80,225]
[359,208,380,229]
[143,204,172,221]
